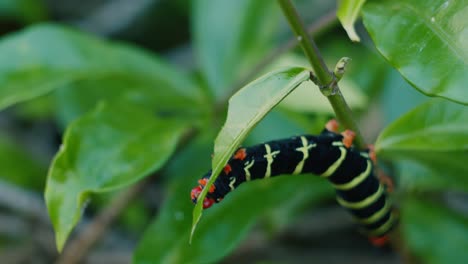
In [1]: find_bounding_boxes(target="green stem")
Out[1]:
[277,0,366,149]
[277,0,331,85]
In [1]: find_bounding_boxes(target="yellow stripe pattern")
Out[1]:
[367,213,395,236]
[356,200,390,224]
[332,160,372,190]
[263,144,280,178]
[243,159,255,181]
[336,185,384,209]
[293,136,316,174]
[320,146,346,178]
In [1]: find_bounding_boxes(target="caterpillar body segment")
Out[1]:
[191,125,395,244]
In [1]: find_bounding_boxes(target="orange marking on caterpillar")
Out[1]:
[197,178,215,193]
[233,148,247,160]
[378,171,394,193]
[223,164,232,175]
[326,119,339,132]
[367,144,377,164]
[369,235,390,247]
[341,129,355,148]
[190,186,215,208]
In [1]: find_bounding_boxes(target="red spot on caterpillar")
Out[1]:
[369,235,390,247]
[233,148,247,160]
[341,129,356,148]
[191,186,202,202]
[198,178,215,193]
[190,186,215,209]
[203,198,215,209]
[325,119,339,132]
[223,164,232,174]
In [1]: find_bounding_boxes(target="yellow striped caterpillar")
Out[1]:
[191,120,395,245]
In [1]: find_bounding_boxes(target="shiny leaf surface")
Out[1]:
[362,0,468,104]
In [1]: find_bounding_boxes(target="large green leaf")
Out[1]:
[0,135,47,190]
[53,78,207,127]
[401,197,468,264]
[135,133,332,264]
[193,0,279,98]
[362,0,468,105]
[45,103,188,251]
[376,100,468,189]
[337,0,367,41]
[191,67,310,237]
[0,23,204,111]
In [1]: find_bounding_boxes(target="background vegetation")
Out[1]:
[0,0,466,263]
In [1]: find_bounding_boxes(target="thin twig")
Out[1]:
[55,179,148,264]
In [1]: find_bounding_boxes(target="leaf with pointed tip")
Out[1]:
[337,0,366,42]
[45,103,188,251]
[191,67,311,239]
[362,0,468,104]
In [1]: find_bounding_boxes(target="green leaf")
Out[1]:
[191,67,310,239]
[0,0,47,23]
[135,132,332,263]
[0,23,204,111]
[0,135,47,190]
[45,103,188,251]
[395,160,468,193]
[53,77,206,127]
[401,197,468,264]
[376,100,468,189]
[337,0,367,42]
[380,69,428,125]
[362,0,468,105]
[193,0,279,98]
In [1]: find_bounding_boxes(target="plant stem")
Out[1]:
[277,0,366,149]
[277,0,331,85]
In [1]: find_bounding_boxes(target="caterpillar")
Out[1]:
[191,120,395,246]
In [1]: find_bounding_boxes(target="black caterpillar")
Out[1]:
[191,122,395,245]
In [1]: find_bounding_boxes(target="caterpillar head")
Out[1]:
[191,178,216,209]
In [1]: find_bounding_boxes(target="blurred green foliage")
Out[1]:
[0,0,466,263]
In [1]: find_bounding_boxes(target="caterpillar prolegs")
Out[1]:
[191,120,395,245]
